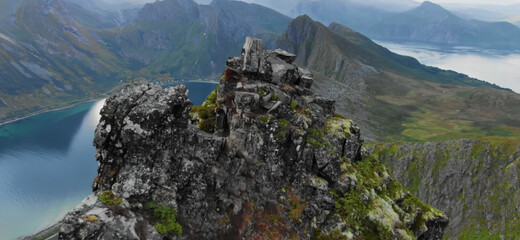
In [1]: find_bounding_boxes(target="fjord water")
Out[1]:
[377,41,520,93]
[0,82,217,240]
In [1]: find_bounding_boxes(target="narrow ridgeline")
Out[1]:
[56,38,448,239]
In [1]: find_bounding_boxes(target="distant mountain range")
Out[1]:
[254,0,520,49]
[445,3,520,24]
[368,1,520,49]
[258,0,413,33]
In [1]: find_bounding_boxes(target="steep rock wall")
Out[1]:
[370,139,520,239]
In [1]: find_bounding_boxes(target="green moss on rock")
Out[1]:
[145,202,182,237]
[98,191,123,205]
[306,128,332,148]
[325,116,352,138]
[332,153,446,239]
[275,119,291,140]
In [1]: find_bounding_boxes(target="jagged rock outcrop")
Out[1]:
[370,139,520,239]
[57,37,447,239]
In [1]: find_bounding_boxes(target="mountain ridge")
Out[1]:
[368,1,520,48]
[276,15,520,142]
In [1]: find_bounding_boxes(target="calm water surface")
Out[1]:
[0,82,217,240]
[376,41,520,93]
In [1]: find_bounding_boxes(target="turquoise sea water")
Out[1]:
[0,82,217,240]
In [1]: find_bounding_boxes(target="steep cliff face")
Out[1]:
[56,38,447,239]
[370,139,520,239]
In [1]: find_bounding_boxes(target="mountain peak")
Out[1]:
[420,1,440,7]
[51,35,447,240]
[137,0,199,22]
[209,0,231,4]
[293,14,314,24]
[290,15,328,31]
[416,1,450,13]
[402,0,455,20]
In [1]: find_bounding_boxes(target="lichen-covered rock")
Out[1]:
[57,38,448,240]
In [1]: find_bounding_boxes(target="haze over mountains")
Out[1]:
[368,1,520,49]
[273,0,520,49]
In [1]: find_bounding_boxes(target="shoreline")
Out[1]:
[0,80,219,128]
[0,97,105,128]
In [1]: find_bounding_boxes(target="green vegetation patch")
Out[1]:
[190,87,218,133]
[275,119,291,140]
[306,128,332,149]
[354,155,386,190]
[335,191,369,224]
[145,202,182,237]
[325,116,352,138]
[258,89,267,98]
[288,192,307,223]
[333,153,446,239]
[258,115,272,124]
[98,190,123,205]
[290,100,298,111]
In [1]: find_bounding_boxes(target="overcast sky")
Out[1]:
[102,0,520,5]
[202,0,520,5]
[433,0,520,5]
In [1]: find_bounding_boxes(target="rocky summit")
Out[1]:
[57,38,448,239]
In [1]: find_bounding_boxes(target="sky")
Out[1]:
[101,0,520,6]
[433,0,520,5]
